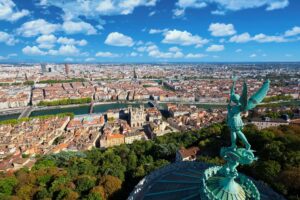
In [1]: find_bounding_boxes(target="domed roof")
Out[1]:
[128,162,285,200]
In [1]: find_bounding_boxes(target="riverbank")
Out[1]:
[0,107,23,116]
[1,99,299,122]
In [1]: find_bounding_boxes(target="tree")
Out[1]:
[261,141,285,161]
[84,192,103,200]
[54,188,79,200]
[99,175,122,199]
[279,167,300,194]
[90,186,106,200]
[75,176,96,194]
[33,188,50,200]
[99,151,126,181]
[15,185,34,200]
[127,151,138,171]
[255,160,281,183]
[68,158,97,177]
[0,176,18,195]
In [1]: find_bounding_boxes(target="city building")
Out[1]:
[129,105,146,128]
[65,64,70,76]
[175,146,200,161]
[249,117,289,130]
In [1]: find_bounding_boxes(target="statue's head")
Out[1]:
[230,94,240,104]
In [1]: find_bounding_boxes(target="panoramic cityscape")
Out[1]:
[0,0,299,200]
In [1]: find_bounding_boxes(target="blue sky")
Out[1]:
[0,0,300,63]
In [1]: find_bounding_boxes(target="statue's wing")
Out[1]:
[246,79,270,111]
[239,81,248,112]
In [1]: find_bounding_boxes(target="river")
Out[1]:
[1,100,299,122]
[30,103,150,117]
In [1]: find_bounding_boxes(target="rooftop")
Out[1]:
[128,162,284,200]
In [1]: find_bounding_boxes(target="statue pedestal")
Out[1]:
[200,148,260,200]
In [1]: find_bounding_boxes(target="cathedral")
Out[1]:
[128,105,145,128]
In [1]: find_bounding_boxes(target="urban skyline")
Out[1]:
[0,0,300,63]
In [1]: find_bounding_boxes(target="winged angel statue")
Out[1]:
[227,77,270,150]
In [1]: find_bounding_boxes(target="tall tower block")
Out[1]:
[65,64,70,76]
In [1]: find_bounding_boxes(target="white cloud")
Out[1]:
[229,32,251,43]
[130,52,138,57]
[211,10,225,15]
[173,0,207,17]
[176,0,207,9]
[0,31,18,45]
[212,0,289,11]
[235,49,242,53]
[22,46,47,55]
[148,50,183,59]
[57,37,87,46]
[169,46,181,52]
[0,0,30,22]
[173,9,185,17]
[85,57,95,62]
[209,23,236,37]
[250,53,257,58]
[206,44,224,52]
[136,46,147,52]
[97,0,157,15]
[149,11,156,16]
[185,53,206,58]
[266,0,289,10]
[230,32,288,43]
[173,0,289,16]
[162,29,208,47]
[95,51,119,57]
[136,42,206,59]
[38,0,157,20]
[252,33,286,43]
[17,19,60,37]
[105,32,134,47]
[36,35,88,49]
[48,45,80,56]
[36,34,57,49]
[149,28,168,34]
[78,40,87,46]
[62,21,97,35]
[285,26,300,37]
[0,53,17,60]
[58,45,80,55]
[146,44,184,59]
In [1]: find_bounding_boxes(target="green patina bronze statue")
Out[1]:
[201,77,270,200]
[228,76,270,150]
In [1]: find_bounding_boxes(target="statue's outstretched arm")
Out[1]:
[246,79,270,111]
